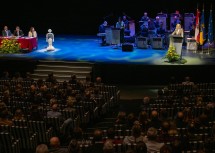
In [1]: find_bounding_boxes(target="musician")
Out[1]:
[98,21,108,45]
[157,22,166,38]
[171,16,181,31]
[116,17,125,44]
[140,12,149,28]
[140,23,148,37]
[154,16,160,29]
[122,15,130,36]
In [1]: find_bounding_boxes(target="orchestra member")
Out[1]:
[154,16,160,29]
[13,26,24,37]
[98,21,108,45]
[122,15,130,36]
[171,16,181,31]
[116,17,125,44]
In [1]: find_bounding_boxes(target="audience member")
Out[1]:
[36,144,49,153]
[182,76,194,85]
[68,139,80,153]
[49,137,68,153]
[144,127,165,153]
[13,108,25,120]
[103,140,115,153]
[123,124,144,144]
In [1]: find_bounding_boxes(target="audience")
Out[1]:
[49,137,68,153]
[36,144,49,153]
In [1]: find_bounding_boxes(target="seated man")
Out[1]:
[98,21,108,45]
[2,26,12,37]
[13,26,24,37]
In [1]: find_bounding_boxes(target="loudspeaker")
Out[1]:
[152,37,163,49]
[122,43,133,52]
[136,37,148,49]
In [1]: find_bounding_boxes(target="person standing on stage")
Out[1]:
[122,15,130,36]
[98,20,108,45]
[2,26,12,37]
[13,26,24,37]
[172,23,184,37]
[116,17,125,44]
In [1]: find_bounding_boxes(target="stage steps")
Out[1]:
[29,60,94,82]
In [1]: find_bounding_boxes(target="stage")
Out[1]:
[0,35,215,85]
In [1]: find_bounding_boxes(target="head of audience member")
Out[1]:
[49,137,61,149]
[13,108,25,120]
[131,124,142,138]
[127,113,136,128]
[103,140,114,153]
[176,111,184,120]
[95,76,102,84]
[151,110,158,120]
[116,111,126,124]
[107,127,115,140]
[36,144,49,153]
[51,103,59,112]
[93,129,103,142]
[147,127,158,141]
[160,145,172,153]
[142,96,150,105]
[138,111,148,125]
[68,139,80,153]
[73,127,83,140]
[66,96,76,107]
[136,141,147,153]
[161,121,170,134]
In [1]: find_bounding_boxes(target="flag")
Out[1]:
[199,7,206,45]
[208,7,213,43]
[195,7,200,43]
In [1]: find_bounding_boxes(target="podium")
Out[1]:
[170,35,183,58]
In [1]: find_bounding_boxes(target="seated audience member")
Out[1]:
[12,72,23,81]
[123,124,144,144]
[49,137,68,153]
[68,139,80,153]
[13,108,25,120]
[0,110,13,126]
[47,103,62,118]
[46,73,58,84]
[2,25,12,37]
[13,26,24,37]
[36,144,49,153]
[98,20,108,45]
[182,76,194,85]
[103,140,115,153]
[88,129,104,153]
[148,110,161,129]
[144,127,165,153]
[28,26,37,38]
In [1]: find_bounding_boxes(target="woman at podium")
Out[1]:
[171,23,184,37]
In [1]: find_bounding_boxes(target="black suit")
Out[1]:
[13,30,24,37]
[2,30,12,37]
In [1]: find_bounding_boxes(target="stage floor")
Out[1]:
[0,35,215,65]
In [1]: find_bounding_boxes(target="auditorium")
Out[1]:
[0,0,215,152]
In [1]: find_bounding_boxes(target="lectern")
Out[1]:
[170,35,183,59]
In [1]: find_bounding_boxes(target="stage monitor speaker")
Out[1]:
[136,37,148,49]
[122,43,133,52]
[187,38,197,51]
[152,37,163,49]
[184,13,194,31]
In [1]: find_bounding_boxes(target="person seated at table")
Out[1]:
[98,20,108,46]
[2,26,12,37]
[13,26,24,37]
[28,26,37,38]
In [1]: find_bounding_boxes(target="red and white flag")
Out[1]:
[195,8,200,43]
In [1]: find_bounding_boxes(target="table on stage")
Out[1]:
[0,36,38,52]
